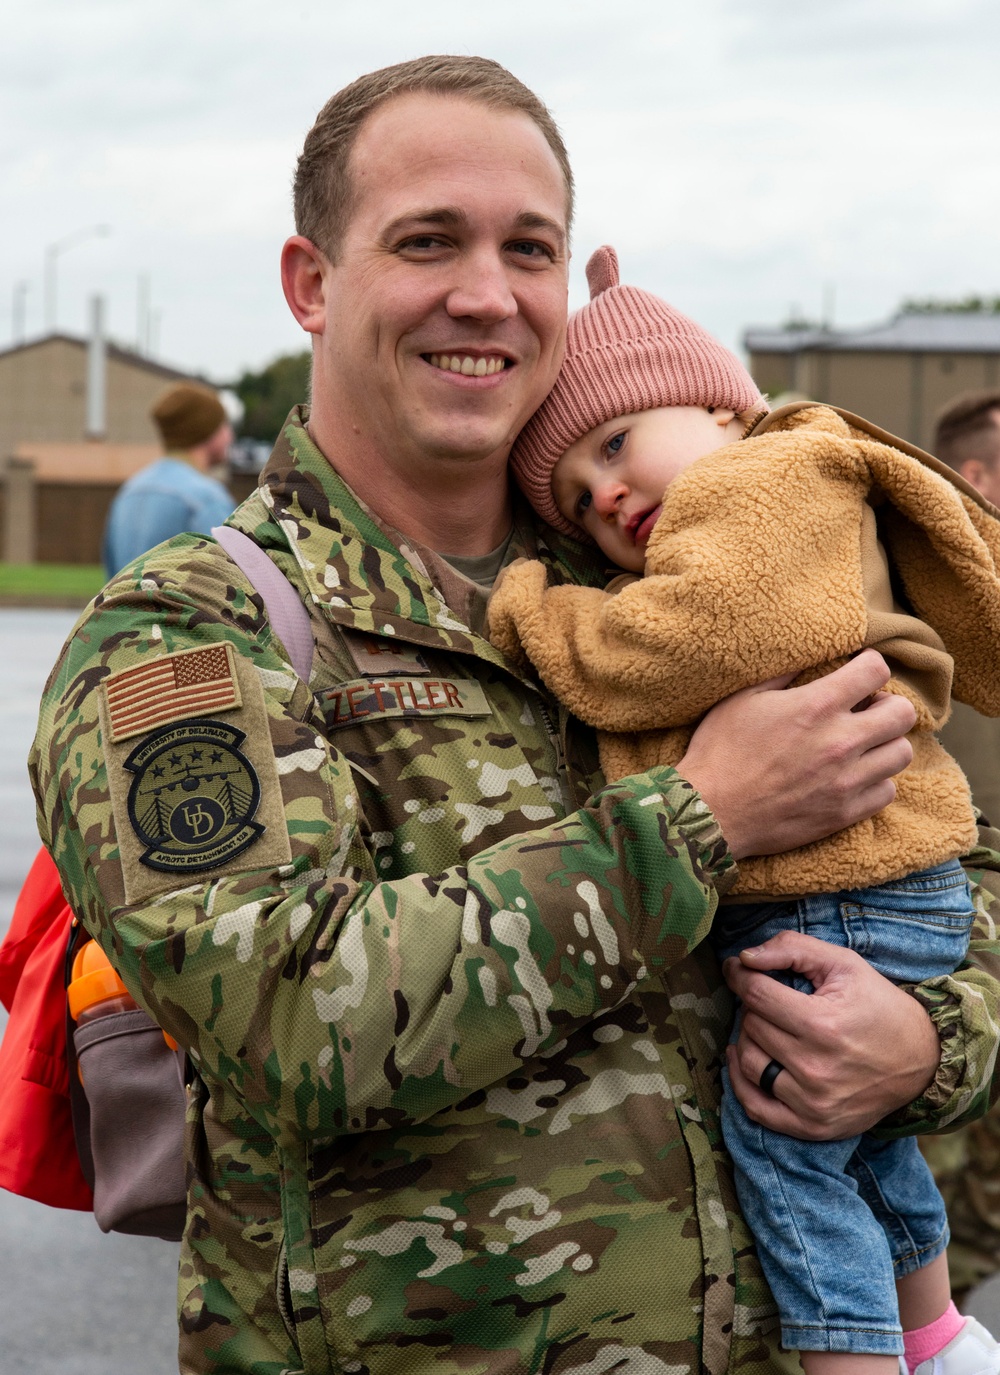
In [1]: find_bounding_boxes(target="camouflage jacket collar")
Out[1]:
[255,407,611,664]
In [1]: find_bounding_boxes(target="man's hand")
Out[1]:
[676,650,915,860]
[724,932,940,1139]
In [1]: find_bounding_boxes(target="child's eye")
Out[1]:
[605,432,626,457]
[576,491,592,518]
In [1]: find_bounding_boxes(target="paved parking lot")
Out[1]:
[0,608,180,1374]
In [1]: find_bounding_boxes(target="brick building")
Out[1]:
[0,331,249,564]
[0,332,199,460]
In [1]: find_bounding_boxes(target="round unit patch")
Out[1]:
[125,718,264,873]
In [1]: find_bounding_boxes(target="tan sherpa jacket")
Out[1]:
[489,403,1000,897]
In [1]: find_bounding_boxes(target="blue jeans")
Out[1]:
[713,859,975,1355]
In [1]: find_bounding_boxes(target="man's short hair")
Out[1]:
[294,55,574,260]
[934,389,1000,471]
[151,383,227,451]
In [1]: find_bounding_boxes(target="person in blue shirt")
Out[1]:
[102,383,235,577]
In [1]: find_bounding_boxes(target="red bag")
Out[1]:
[0,534,308,1223]
[0,847,93,1209]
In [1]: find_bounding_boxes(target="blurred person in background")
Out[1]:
[935,391,1000,824]
[936,391,1000,511]
[102,382,235,578]
[922,390,1000,1305]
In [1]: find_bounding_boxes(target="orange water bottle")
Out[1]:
[68,940,137,1025]
[68,940,178,1052]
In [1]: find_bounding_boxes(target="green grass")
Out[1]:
[0,563,106,602]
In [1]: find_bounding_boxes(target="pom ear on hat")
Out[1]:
[585,244,619,298]
[510,245,765,536]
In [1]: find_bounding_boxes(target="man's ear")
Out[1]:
[957,457,986,493]
[281,235,328,335]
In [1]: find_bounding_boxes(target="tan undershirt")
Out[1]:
[439,530,515,588]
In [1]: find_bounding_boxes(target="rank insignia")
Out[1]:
[125,718,263,873]
[341,629,430,677]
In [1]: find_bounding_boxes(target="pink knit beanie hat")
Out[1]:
[511,245,765,535]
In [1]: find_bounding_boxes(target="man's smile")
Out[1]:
[424,352,511,377]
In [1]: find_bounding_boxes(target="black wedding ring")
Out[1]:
[759,1058,785,1098]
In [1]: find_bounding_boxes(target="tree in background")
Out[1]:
[232,351,311,442]
[901,294,1000,314]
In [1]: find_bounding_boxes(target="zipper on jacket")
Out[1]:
[536,699,575,815]
[276,1239,297,1346]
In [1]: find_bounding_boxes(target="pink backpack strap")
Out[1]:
[212,526,315,683]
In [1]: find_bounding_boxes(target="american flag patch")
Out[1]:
[103,644,242,742]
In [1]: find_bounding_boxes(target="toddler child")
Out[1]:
[489,245,1000,1375]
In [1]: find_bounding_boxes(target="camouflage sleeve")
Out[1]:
[877,825,1000,1138]
[31,555,736,1146]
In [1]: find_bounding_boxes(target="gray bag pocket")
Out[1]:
[72,1008,186,1240]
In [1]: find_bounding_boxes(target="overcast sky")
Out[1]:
[3,0,999,383]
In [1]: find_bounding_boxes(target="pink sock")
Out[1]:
[903,1301,965,1370]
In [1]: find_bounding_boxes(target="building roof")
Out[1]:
[0,332,209,382]
[10,440,159,483]
[744,311,1000,355]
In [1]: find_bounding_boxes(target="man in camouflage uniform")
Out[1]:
[30,57,1000,1375]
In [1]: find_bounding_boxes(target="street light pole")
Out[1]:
[43,224,111,334]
